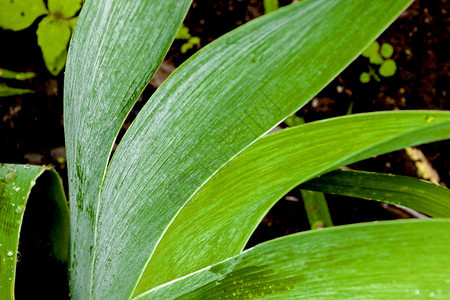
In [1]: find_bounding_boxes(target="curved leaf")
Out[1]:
[63,1,192,298]
[141,111,450,291]
[93,1,413,298]
[300,169,450,218]
[137,220,450,299]
[0,164,69,300]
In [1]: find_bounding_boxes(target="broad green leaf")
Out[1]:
[0,164,69,300]
[140,111,450,292]
[0,85,33,97]
[63,1,192,298]
[79,1,415,297]
[301,190,333,229]
[36,16,71,75]
[0,0,47,31]
[0,69,35,80]
[92,1,413,298]
[137,220,450,299]
[48,0,82,18]
[300,169,450,218]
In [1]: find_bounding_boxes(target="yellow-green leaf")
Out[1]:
[36,16,71,75]
[48,0,82,18]
[0,0,47,31]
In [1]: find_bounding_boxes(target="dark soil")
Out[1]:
[0,0,448,289]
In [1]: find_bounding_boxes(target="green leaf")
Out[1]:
[359,72,370,83]
[66,0,413,297]
[380,42,394,58]
[0,84,33,97]
[300,169,450,218]
[301,190,333,229]
[140,111,449,292]
[379,58,397,77]
[36,16,72,75]
[48,0,82,18]
[369,53,384,65]
[0,0,47,31]
[264,0,279,14]
[137,220,450,299]
[361,41,379,58]
[0,164,69,300]
[89,1,414,297]
[0,69,35,80]
[63,1,193,298]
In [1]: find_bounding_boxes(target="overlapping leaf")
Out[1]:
[63,1,192,298]
[300,169,450,217]
[137,220,450,299]
[67,0,414,298]
[84,1,416,297]
[140,111,450,292]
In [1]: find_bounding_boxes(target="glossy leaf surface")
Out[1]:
[64,1,192,298]
[142,111,450,291]
[138,220,450,299]
[91,1,413,298]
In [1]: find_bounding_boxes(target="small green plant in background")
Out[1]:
[360,41,397,83]
[0,0,81,75]
[0,68,35,97]
[175,24,201,54]
[264,0,279,13]
[1,0,450,299]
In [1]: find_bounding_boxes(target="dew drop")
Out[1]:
[429,292,435,297]
[6,250,13,257]
[414,289,420,295]
[23,165,30,169]
[15,205,24,214]
[13,186,20,192]
[426,115,435,123]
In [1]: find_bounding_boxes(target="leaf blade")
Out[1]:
[64,1,192,298]
[137,220,450,299]
[141,110,450,291]
[300,169,450,218]
[90,1,415,297]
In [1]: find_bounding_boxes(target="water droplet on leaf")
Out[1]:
[426,115,435,123]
